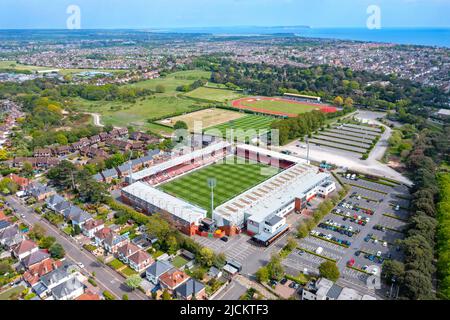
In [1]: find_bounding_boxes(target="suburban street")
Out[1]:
[6,195,147,300]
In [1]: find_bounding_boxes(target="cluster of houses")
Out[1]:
[144,252,209,300]
[93,149,161,184]
[0,100,24,149]
[0,209,99,300]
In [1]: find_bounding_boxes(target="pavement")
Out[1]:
[275,110,413,186]
[215,279,247,300]
[6,195,147,301]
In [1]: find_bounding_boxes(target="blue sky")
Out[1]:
[1,0,449,29]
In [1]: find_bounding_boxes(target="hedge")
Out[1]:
[102,290,115,300]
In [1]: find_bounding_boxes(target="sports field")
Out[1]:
[158,108,245,131]
[205,115,274,142]
[184,87,243,102]
[232,97,337,117]
[160,156,277,216]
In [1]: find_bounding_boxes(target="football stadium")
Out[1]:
[121,142,336,245]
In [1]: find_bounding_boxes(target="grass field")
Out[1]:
[71,70,212,134]
[172,255,189,268]
[245,99,319,114]
[160,156,277,216]
[205,115,275,141]
[158,108,245,131]
[0,60,125,76]
[184,87,243,102]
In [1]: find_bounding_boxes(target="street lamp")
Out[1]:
[207,178,217,217]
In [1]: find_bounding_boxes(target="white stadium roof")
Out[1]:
[122,181,207,224]
[236,143,307,164]
[128,141,231,182]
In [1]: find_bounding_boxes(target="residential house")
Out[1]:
[26,183,55,201]
[22,250,51,269]
[93,173,104,183]
[89,135,101,145]
[99,132,109,141]
[23,258,62,287]
[82,219,105,238]
[80,146,109,159]
[145,260,173,285]
[117,127,129,136]
[53,145,71,156]
[51,277,85,300]
[8,173,30,190]
[159,269,190,292]
[76,291,101,301]
[117,242,140,264]
[35,261,78,299]
[107,139,131,152]
[174,278,207,300]
[62,206,92,228]
[34,148,52,158]
[45,194,66,211]
[101,168,119,184]
[0,224,24,248]
[12,239,39,260]
[128,250,153,273]
[208,266,223,280]
[102,230,129,254]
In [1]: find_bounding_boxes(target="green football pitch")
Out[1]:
[204,115,274,142]
[159,156,278,216]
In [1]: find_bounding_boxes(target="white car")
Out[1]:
[377,251,382,257]
[77,262,85,269]
[348,226,353,232]
[346,212,351,217]
[326,234,333,240]
[371,267,379,276]
[395,205,400,211]
[383,242,388,247]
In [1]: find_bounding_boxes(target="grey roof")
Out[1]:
[102,168,118,178]
[0,220,11,231]
[0,224,20,241]
[54,200,71,214]
[51,277,84,300]
[28,182,53,197]
[63,206,92,224]
[22,250,50,268]
[265,215,284,227]
[175,278,205,299]
[93,173,103,182]
[46,194,65,207]
[208,266,221,277]
[146,260,173,278]
[40,261,75,287]
[327,284,344,300]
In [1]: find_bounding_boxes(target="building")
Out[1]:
[128,250,153,272]
[146,260,174,285]
[121,181,207,236]
[302,278,377,300]
[82,219,105,238]
[174,278,207,300]
[159,269,190,292]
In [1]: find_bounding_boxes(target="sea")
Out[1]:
[169,26,450,48]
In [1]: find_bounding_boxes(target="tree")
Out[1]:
[256,266,269,283]
[173,121,188,130]
[0,261,13,276]
[319,261,340,282]
[402,269,434,300]
[382,260,405,285]
[267,254,284,281]
[125,274,142,291]
[286,236,297,251]
[38,236,56,249]
[213,253,227,269]
[49,243,65,259]
[166,235,179,255]
[196,247,215,268]
[55,133,68,145]
[122,294,129,300]
[297,224,310,239]
[29,223,46,241]
[162,289,172,300]
[344,97,354,107]
[333,96,344,106]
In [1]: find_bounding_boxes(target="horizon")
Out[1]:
[1,0,449,29]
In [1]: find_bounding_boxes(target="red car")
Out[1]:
[347,259,356,267]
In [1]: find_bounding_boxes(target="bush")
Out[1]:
[103,290,115,300]
[319,261,340,282]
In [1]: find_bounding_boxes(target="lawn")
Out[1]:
[205,115,275,142]
[172,255,189,268]
[158,108,245,131]
[159,156,278,216]
[184,87,243,102]
[70,70,213,134]
[107,259,125,270]
[121,266,138,277]
[241,99,319,115]
[0,285,25,300]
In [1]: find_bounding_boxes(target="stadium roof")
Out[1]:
[214,163,331,226]
[122,181,207,224]
[127,141,231,182]
[283,93,321,100]
[236,143,307,165]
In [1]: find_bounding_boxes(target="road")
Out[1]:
[7,196,147,300]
